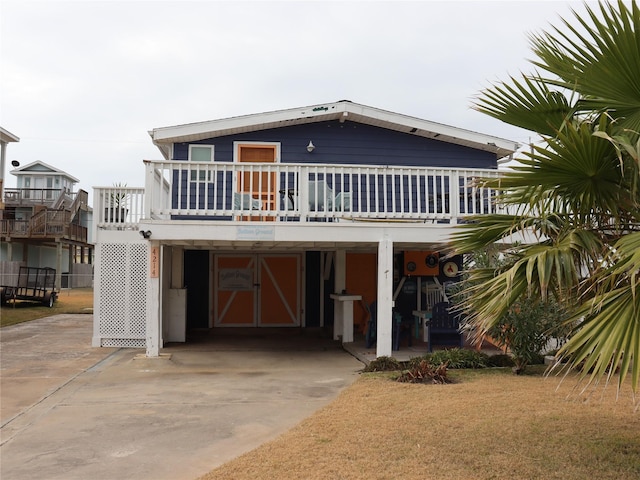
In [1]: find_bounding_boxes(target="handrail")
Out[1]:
[95,161,502,229]
[3,188,80,205]
[0,215,88,241]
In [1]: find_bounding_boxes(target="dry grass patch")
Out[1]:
[0,288,93,327]
[199,369,639,480]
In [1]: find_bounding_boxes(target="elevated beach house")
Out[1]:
[1,159,93,289]
[92,101,518,357]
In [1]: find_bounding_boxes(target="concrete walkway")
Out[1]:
[0,316,363,480]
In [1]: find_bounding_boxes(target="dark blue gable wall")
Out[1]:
[173,120,497,169]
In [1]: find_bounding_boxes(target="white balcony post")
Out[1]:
[450,170,460,225]
[144,160,155,221]
[376,236,393,358]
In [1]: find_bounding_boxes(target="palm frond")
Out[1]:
[473,74,574,136]
[531,0,640,132]
[556,282,640,395]
[459,232,588,339]
[501,117,631,229]
[456,0,640,395]
[450,214,540,254]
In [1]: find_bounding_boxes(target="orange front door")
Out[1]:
[215,254,300,326]
[237,144,277,219]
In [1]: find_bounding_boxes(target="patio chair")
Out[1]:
[233,192,262,210]
[428,302,463,352]
[308,181,352,212]
[308,180,334,211]
[364,301,411,351]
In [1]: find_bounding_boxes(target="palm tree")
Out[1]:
[450,0,640,394]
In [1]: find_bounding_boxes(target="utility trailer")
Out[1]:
[0,267,58,307]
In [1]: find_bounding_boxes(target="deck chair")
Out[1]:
[393,311,413,351]
[364,301,410,351]
[233,192,262,210]
[334,191,352,212]
[428,302,463,352]
[308,180,334,211]
[365,301,376,348]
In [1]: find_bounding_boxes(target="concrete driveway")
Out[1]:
[0,315,363,480]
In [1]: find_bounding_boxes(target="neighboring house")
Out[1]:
[1,160,94,289]
[92,100,519,357]
[0,127,20,212]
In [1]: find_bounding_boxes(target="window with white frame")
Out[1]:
[23,177,31,198]
[189,145,214,181]
[46,177,54,199]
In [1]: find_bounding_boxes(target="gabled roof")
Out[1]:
[149,100,520,160]
[10,160,80,183]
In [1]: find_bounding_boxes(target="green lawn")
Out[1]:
[0,288,93,327]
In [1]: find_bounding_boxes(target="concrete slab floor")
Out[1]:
[0,316,364,480]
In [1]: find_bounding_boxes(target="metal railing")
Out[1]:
[94,161,502,229]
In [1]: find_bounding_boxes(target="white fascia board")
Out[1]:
[347,103,519,155]
[149,100,519,157]
[0,127,20,144]
[150,101,345,143]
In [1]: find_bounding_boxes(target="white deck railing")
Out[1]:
[94,186,146,230]
[94,161,502,230]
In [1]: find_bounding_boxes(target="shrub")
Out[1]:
[457,249,571,375]
[363,356,402,372]
[419,349,490,369]
[486,354,515,368]
[396,360,450,384]
[487,297,567,374]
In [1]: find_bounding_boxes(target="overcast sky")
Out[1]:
[1,0,597,199]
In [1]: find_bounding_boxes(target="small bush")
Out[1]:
[529,353,545,365]
[487,297,569,374]
[423,349,490,369]
[363,356,402,372]
[396,360,450,384]
[486,354,515,368]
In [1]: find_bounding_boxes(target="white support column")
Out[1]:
[376,236,394,358]
[146,241,161,357]
[333,249,346,340]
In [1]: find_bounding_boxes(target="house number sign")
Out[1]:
[150,246,159,278]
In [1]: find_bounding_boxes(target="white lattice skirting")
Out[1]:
[95,240,148,348]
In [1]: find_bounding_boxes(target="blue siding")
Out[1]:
[172,120,497,169]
